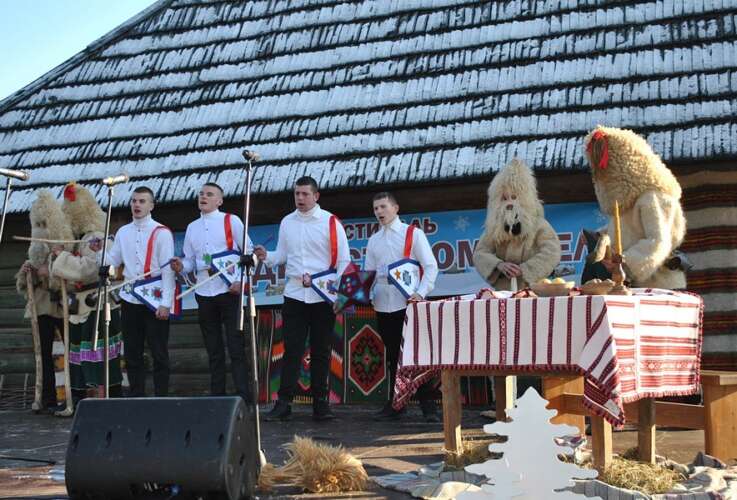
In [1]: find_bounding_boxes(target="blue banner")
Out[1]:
[174,202,606,308]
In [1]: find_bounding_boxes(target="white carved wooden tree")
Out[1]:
[457,388,601,500]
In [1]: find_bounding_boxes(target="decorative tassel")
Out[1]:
[587,130,609,170]
[63,182,77,201]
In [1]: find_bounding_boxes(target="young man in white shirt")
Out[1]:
[171,183,254,402]
[105,186,175,397]
[254,176,350,421]
[364,192,440,422]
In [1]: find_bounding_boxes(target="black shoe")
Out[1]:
[373,401,394,417]
[264,400,292,421]
[312,399,336,421]
[420,400,440,423]
[373,407,405,421]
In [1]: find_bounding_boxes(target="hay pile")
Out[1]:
[444,437,503,469]
[593,448,685,495]
[258,436,368,493]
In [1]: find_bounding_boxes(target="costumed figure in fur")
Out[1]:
[473,158,561,290]
[50,183,123,402]
[584,126,688,289]
[15,191,74,413]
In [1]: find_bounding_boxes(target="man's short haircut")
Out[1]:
[133,186,155,203]
[203,182,224,196]
[373,191,398,205]
[295,176,319,193]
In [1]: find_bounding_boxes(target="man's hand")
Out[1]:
[155,306,170,320]
[497,262,522,278]
[228,281,249,295]
[407,293,423,303]
[88,238,102,252]
[254,245,267,261]
[170,257,183,273]
[36,263,50,278]
[21,261,34,274]
[51,245,65,257]
[302,273,312,288]
[600,259,616,273]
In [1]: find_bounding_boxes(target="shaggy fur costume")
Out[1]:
[473,159,561,290]
[15,190,74,318]
[51,183,107,321]
[585,126,686,289]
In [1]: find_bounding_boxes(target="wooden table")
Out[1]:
[393,291,705,470]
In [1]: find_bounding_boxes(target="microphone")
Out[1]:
[242,150,261,162]
[101,174,129,186]
[0,168,29,181]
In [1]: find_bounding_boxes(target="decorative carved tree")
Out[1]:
[457,388,601,499]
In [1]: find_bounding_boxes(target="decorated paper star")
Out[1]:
[334,262,376,314]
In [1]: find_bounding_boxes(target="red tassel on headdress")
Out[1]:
[586,130,609,170]
[63,183,76,202]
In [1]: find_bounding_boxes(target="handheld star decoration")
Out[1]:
[333,262,376,313]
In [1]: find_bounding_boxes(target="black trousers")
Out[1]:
[377,309,434,402]
[121,301,170,397]
[196,292,253,403]
[278,297,334,402]
[38,315,62,407]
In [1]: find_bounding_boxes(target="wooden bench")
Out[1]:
[441,369,737,470]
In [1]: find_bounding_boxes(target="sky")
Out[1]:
[0,0,157,101]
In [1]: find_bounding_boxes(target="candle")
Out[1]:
[613,200,623,256]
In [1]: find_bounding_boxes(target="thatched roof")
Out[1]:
[2,0,736,212]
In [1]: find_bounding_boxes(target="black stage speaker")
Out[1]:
[65,397,259,500]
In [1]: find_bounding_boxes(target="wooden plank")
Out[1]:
[169,373,229,395]
[590,415,612,471]
[647,402,704,430]
[441,370,463,454]
[638,398,656,464]
[0,308,26,327]
[560,394,705,430]
[703,383,737,462]
[701,370,737,387]
[0,352,35,373]
[542,375,585,434]
[494,375,514,422]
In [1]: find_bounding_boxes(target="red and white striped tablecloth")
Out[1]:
[394,289,703,427]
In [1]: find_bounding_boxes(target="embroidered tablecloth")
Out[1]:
[394,289,703,427]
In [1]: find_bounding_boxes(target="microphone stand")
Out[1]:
[91,185,116,398]
[239,151,262,463]
[0,177,13,245]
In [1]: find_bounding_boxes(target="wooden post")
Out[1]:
[703,371,737,462]
[638,398,656,463]
[494,375,515,422]
[56,280,74,417]
[26,272,43,412]
[441,370,463,454]
[590,415,612,471]
[542,375,585,434]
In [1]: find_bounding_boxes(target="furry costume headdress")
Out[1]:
[483,158,545,245]
[16,190,75,294]
[584,125,682,215]
[61,183,105,237]
[27,190,74,266]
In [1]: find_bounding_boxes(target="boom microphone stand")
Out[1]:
[0,168,30,245]
[92,174,128,398]
[239,150,262,460]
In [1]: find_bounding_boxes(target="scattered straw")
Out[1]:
[444,437,503,469]
[258,436,368,493]
[589,450,685,495]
